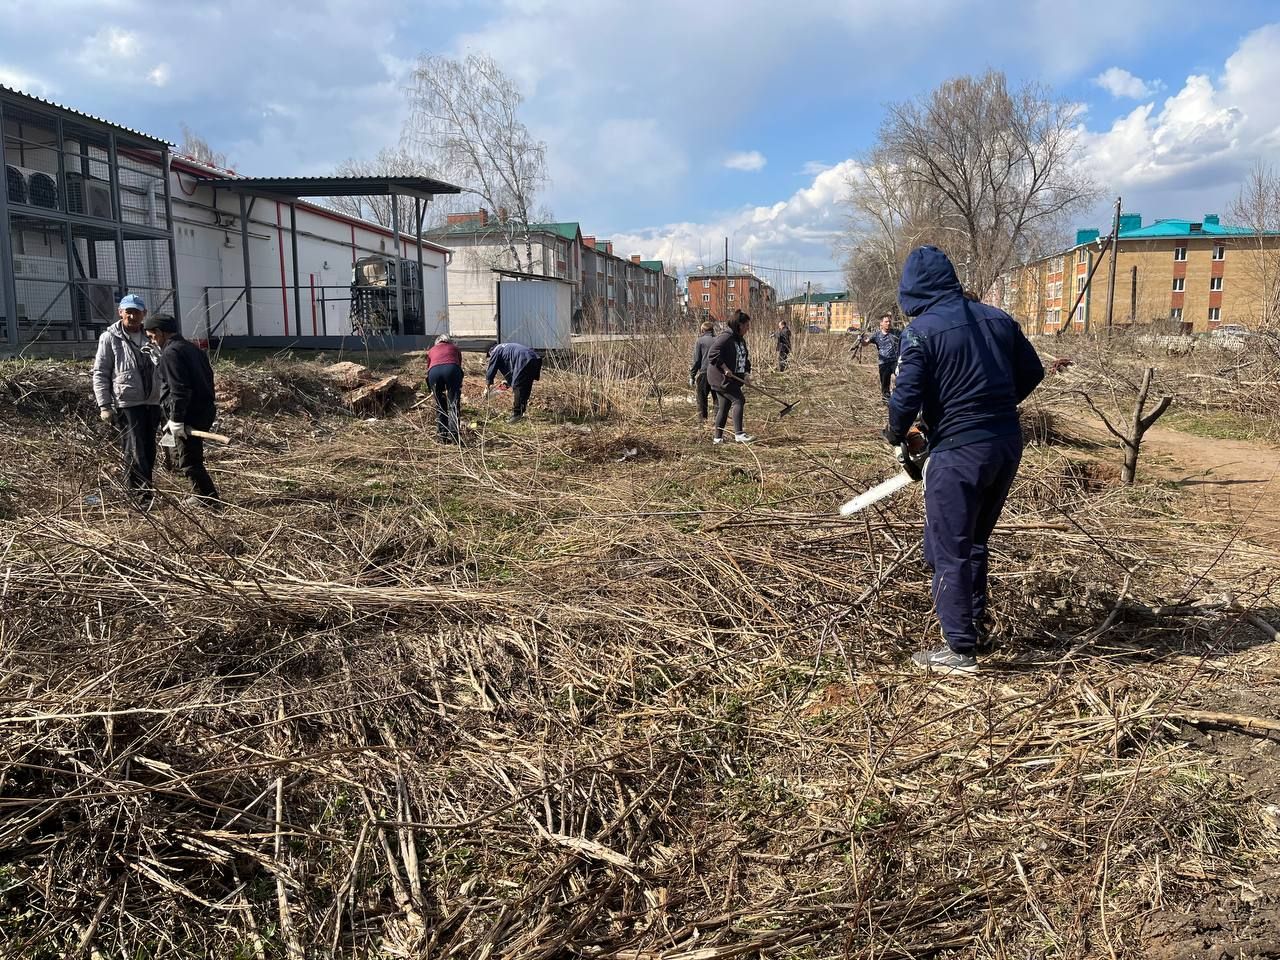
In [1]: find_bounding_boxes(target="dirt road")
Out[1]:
[1123,422,1280,549]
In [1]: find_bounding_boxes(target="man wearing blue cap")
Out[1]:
[91,294,161,507]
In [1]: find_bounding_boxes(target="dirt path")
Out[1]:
[1126,422,1280,549]
[1049,405,1280,549]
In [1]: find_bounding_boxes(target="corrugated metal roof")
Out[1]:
[193,174,461,200]
[638,260,665,274]
[0,84,171,145]
[428,219,580,239]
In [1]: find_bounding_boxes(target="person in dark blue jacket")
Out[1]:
[485,342,543,423]
[886,246,1045,676]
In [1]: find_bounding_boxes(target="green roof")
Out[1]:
[780,291,850,305]
[1117,218,1254,240]
[638,260,664,273]
[533,222,582,241]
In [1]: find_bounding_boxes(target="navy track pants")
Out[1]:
[923,434,1022,654]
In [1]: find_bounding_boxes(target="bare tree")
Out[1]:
[843,245,899,322]
[178,124,228,168]
[848,71,1096,297]
[1228,160,1280,330]
[404,53,548,274]
[327,147,439,231]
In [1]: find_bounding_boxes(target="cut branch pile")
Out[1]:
[1,348,1278,958]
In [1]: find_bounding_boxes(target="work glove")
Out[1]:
[881,426,902,447]
[167,420,189,439]
[482,386,491,399]
[98,407,113,423]
[688,375,695,388]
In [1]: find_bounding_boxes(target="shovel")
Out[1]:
[725,372,798,418]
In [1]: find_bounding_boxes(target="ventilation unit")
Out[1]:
[66,172,114,219]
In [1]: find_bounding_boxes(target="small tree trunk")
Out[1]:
[1083,366,1173,485]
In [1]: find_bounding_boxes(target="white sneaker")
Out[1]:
[734,433,755,444]
[712,436,725,445]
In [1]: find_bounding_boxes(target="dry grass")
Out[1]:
[0,341,1278,959]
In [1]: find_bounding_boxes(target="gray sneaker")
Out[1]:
[911,647,979,676]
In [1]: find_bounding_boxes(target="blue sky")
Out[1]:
[4,0,1280,297]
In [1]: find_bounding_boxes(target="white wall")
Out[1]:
[170,165,449,340]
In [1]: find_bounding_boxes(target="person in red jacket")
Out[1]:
[426,334,464,442]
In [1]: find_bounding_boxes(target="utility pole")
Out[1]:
[803,280,812,331]
[1105,196,1121,333]
[723,236,729,323]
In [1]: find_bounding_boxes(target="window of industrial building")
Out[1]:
[1213,245,1225,260]
[1208,307,1221,321]
[728,279,735,287]
[702,294,710,303]
[1172,277,1185,292]
[1210,276,1223,291]
[1174,246,1187,261]
[727,294,736,302]
[702,279,709,288]
[1170,307,1183,321]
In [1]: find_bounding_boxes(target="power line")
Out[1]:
[728,257,846,275]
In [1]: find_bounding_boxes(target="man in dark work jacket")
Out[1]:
[144,314,221,506]
[886,246,1044,676]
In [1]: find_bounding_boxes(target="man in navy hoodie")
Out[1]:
[886,246,1044,676]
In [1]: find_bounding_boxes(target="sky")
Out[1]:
[4,0,1280,299]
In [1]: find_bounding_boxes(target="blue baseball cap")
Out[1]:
[119,294,146,312]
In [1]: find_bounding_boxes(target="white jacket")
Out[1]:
[91,322,161,409]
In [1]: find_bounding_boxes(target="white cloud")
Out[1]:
[1080,25,1280,196]
[609,160,858,293]
[1093,66,1158,99]
[724,150,766,172]
[0,65,53,96]
[801,161,832,176]
[147,64,170,87]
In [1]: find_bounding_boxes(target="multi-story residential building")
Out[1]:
[779,291,861,332]
[685,266,777,323]
[427,211,676,335]
[996,213,1280,334]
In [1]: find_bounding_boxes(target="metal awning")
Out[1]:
[196,174,462,202]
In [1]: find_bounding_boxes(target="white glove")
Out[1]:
[167,420,189,438]
[98,408,112,422]
[482,386,491,399]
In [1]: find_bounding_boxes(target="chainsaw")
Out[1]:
[838,426,928,516]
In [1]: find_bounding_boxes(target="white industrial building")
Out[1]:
[2,84,461,354]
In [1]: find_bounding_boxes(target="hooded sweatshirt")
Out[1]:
[705,321,751,391]
[888,246,1044,451]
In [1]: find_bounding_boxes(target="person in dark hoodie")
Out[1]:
[143,314,221,507]
[887,246,1044,676]
[484,341,542,423]
[773,319,792,371]
[689,320,717,421]
[706,310,754,445]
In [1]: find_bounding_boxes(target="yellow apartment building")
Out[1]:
[996,214,1280,334]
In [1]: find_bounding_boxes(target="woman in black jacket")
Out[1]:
[705,310,754,444]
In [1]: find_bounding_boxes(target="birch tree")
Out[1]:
[404,53,548,274]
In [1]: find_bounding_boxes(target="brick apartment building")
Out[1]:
[996,213,1280,334]
[424,210,677,335]
[779,290,862,332]
[685,265,777,323]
